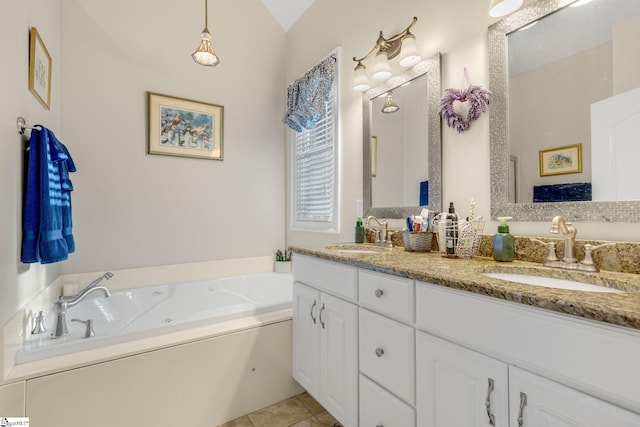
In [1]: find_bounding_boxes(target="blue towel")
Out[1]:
[21,127,76,264]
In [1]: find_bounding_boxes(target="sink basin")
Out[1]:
[325,244,391,254]
[483,273,624,293]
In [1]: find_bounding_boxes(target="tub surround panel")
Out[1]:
[0,381,25,416]
[290,246,640,330]
[26,320,302,427]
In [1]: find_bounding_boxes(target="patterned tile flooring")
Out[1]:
[218,392,343,427]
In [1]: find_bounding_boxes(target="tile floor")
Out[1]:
[218,392,343,427]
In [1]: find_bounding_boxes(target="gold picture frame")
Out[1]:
[539,144,582,177]
[29,27,52,110]
[148,92,224,160]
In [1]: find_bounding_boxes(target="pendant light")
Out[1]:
[489,0,523,17]
[192,0,220,67]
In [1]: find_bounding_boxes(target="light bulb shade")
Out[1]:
[398,36,422,67]
[372,52,392,81]
[381,93,399,113]
[192,30,220,66]
[352,64,371,92]
[489,0,523,17]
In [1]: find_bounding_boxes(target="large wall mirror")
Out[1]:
[489,0,640,222]
[363,53,442,218]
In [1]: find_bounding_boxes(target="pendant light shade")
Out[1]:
[381,92,399,113]
[192,0,220,67]
[489,0,523,17]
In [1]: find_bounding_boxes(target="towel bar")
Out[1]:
[17,117,42,135]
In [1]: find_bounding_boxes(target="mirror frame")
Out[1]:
[489,0,640,223]
[363,52,442,218]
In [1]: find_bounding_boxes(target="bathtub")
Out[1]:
[16,272,293,365]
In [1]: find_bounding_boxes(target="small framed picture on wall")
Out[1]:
[29,27,52,110]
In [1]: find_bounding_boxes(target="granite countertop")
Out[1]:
[291,244,640,331]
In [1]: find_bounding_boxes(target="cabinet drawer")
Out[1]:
[360,374,416,427]
[359,308,415,404]
[359,270,414,324]
[293,254,357,301]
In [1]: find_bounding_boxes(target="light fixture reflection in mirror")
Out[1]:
[363,53,442,218]
[381,92,400,113]
[489,0,640,223]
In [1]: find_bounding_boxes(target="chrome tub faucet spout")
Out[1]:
[51,273,113,338]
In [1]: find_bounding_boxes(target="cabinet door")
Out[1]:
[292,282,320,396]
[416,332,509,427]
[320,292,358,427]
[510,367,640,427]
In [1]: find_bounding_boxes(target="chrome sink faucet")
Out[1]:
[365,215,392,247]
[51,272,113,338]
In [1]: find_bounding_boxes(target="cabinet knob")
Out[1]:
[517,392,527,427]
[374,289,384,298]
[375,347,384,357]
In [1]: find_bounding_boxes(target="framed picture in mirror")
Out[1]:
[539,144,582,177]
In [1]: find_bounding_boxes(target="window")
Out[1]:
[289,51,339,233]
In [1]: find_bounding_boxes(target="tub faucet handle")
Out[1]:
[32,310,46,335]
[71,318,95,338]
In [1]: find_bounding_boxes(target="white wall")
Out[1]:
[284,0,640,247]
[0,0,61,326]
[59,0,286,272]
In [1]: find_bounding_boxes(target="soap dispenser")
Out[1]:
[493,216,515,262]
[355,217,365,243]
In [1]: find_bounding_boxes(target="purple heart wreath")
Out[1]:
[438,85,491,133]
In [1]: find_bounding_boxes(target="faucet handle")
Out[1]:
[581,242,615,271]
[530,238,559,262]
[32,310,46,335]
[71,318,95,338]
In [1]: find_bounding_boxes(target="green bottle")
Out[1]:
[355,217,365,243]
[493,217,515,262]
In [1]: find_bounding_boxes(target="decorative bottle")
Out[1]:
[445,202,458,256]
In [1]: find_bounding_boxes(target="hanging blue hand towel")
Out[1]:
[21,127,76,264]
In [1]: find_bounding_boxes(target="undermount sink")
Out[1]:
[483,273,624,294]
[325,244,391,254]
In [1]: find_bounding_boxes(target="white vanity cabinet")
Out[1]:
[358,270,416,427]
[292,255,358,427]
[509,366,640,427]
[416,332,509,427]
[416,281,640,427]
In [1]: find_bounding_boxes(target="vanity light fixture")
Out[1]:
[351,17,422,92]
[192,0,220,67]
[489,0,523,17]
[381,92,400,114]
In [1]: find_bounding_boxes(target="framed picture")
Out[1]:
[148,92,223,160]
[539,143,582,177]
[29,27,52,110]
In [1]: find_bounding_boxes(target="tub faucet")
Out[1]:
[51,273,113,338]
[365,215,391,247]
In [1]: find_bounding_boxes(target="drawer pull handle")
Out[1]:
[517,392,527,427]
[376,425,384,427]
[375,347,384,357]
[319,303,326,329]
[310,300,317,324]
[485,378,495,426]
[374,289,384,298]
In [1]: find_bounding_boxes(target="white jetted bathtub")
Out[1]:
[17,272,293,364]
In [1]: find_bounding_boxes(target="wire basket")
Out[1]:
[433,215,484,259]
[403,231,433,252]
